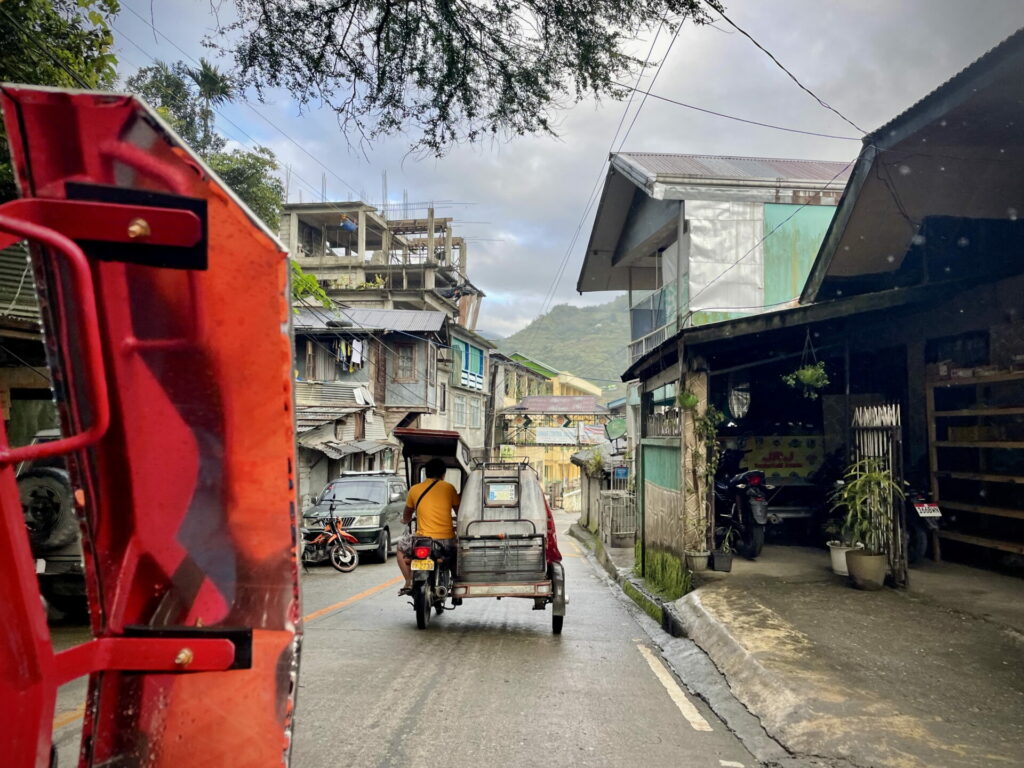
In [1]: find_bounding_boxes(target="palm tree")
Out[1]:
[186,58,233,149]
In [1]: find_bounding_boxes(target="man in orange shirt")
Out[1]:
[397,458,460,594]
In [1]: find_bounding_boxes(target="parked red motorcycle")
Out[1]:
[301,514,360,572]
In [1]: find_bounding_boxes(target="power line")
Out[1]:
[615,20,681,154]
[708,3,866,134]
[120,3,364,199]
[609,81,860,141]
[521,16,675,351]
[0,5,92,89]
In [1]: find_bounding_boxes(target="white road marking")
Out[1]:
[720,761,745,767]
[636,643,713,732]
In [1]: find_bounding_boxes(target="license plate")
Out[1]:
[36,559,46,574]
[915,503,942,518]
[411,558,434,571]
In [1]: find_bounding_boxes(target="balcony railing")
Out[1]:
[629,324,672,364]
[645,411,680,437]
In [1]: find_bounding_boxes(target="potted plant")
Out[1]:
[822,491,862,576]
[781,361,830,400]
[684,549,710,572]
[711,528,735,572]
[829,458,904,589]
[677,390,700,411]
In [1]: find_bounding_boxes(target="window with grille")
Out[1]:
[396,344,415,381]
[468,396,481,428]
[453,394,467,426]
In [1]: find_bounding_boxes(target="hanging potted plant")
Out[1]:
[711,527,735,572]
[829,458,904,589]
[677,390,700,411]
[781,361,830,400]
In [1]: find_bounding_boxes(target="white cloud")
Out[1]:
[115,0,1024,334]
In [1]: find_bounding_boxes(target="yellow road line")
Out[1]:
[303,575,403,622]
[636,643,713,732]
[52,574,402,730]
[53,704,85,731]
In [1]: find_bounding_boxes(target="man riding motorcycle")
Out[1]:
[396,458,460,595]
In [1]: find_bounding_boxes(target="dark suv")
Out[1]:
[302,471,408,563]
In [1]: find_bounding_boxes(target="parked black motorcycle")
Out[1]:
[714,448,770,559]
[408,536,456,629]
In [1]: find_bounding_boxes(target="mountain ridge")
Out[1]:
[493,294,630,401]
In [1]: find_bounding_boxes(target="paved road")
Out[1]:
[50,513,760,767]
[292,516,756,768]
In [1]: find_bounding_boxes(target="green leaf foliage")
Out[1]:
[496,294,629,399]
[0,0,121,201]
[215,1,721,155]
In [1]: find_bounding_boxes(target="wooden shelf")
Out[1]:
[928,371,1024,387]
[940,501,1024,520]
[938,530,1024,555]
[934,440,1024,449]
[934,407,1024,417]
[937,471,1024,484]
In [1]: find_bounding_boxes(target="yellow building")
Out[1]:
[497,353,609,507]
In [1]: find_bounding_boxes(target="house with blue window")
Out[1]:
[575,152,852,566]
[419,327,493,452]
[576,153,852,365]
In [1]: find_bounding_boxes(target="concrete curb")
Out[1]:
[572,521,819,751]
[668,592,813,750]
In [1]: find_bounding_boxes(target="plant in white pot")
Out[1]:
[822,492,860,576]
[829,458,904,589]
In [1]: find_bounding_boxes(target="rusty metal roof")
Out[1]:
[615,152,853,184]
[502,395,610,415]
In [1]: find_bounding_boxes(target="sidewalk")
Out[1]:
[571,525,1024,768]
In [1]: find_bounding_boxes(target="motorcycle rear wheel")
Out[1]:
[413,584,431,629]
[329,542,359,572]
[742,524,765,559]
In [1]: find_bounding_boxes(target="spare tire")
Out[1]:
[19,467,77,553]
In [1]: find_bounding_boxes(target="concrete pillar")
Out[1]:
[357,210,366,262]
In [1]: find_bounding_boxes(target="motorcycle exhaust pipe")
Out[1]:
[767,513,782,525]
[434,584,449,598]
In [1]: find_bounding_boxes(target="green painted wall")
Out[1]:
[763,203,837,305]
[641,442,680,491]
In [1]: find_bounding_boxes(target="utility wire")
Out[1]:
[0,5,92,89]
[521,16,675,353]
[708,3,866,134]
[609,81,860,141]
[120,3,365,199]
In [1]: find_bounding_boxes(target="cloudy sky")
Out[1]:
[110,0,1024,337]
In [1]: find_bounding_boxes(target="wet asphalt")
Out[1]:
[49,511,773,767]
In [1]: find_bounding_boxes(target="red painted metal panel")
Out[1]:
[0,86,300,767]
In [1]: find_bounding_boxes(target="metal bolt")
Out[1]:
[127,218,151,239]
[174,647,194,667]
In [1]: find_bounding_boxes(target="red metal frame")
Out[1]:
[0,198,241,767]
[0,86,299,768]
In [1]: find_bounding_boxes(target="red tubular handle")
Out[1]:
[0,212,110,464]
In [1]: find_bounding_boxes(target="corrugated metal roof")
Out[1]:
[0,243,40,322]
[295,405,362,433]
[293,305,446,332]
[616,152,853,184]
[503,396,610,415]
[867,27,1024,142]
